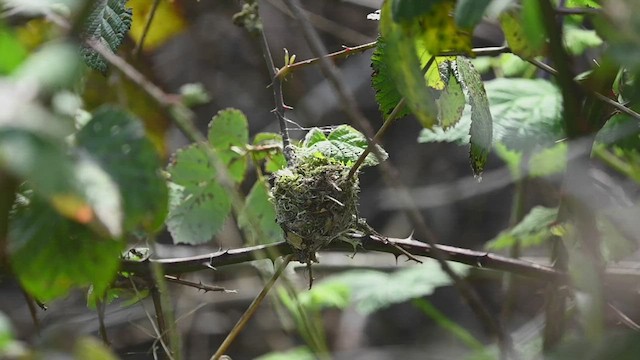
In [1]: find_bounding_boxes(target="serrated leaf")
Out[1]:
[437,63,465,128]
[238,179,283,245]
[454,0,493,29]
[208,108,249,183]
[300,125,388,166]
[486,206,558,250]
[80,0,132,73]
[315,260,468,315]
[418,113,471,145]
[486,78,564,152]
[456,57,492,176]
[166,146,231,245]
[9,196,124,301]
[76,106,168,232]
[380,4,438,127]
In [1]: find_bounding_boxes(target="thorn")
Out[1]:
[283,104,294,110]
[393,253,400,265]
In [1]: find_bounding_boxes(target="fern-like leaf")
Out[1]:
[81,0,133,74]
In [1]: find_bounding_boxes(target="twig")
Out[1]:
[528,58,640,122]
[608,303,640,331]
[149,238,181,360]
[257,23,292,164]
[281,0,511,353]
[129,278,175,360]
[96,296,110,346]
[134,0,162,58]
[164,275,236,293]
[20,287,40,333]
[210,255,293,360]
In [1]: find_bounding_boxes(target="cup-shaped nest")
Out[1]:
[271,156,359,262]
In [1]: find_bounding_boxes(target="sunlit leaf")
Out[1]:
[0,22,27,74]
[208,108,249,183]
[10,196,123,301]
[500,9,546,59]
[456,57,492,176]
[253,132,286,173]
[438,62,465,128]
[564,24,603,55]
[166,147,231,245]
[238,179,283,245]
[299,125,387,166]
[314,260,468,314]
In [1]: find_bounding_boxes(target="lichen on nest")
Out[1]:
[271,154,359,264]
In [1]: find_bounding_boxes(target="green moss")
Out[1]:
[271,155,359,263]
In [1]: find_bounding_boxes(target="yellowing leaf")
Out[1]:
[415,1,472,54]
[500,9,547,59]
[128,0,186,51]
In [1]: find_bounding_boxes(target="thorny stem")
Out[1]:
[282,0,512,354]
[133,0,162,58]
[258,26,292,164]
[164,275,235,293]
[20,287,40,333]
[210,255,293,360]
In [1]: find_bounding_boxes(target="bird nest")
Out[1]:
[271,155,359,264]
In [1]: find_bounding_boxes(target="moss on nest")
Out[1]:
[271,154,359,263]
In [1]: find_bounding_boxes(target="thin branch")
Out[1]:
[528,58,640,122]
[608,303,640,331]
[20,287,40,333]
[281,0,511,352]
[164,275,236,293]
[276,42,509,80]
[133,0,162,58]
[129,278,175,360]
[96,296,110,346]
[257,24,292,164]
[210,255,293,360]
[150,283,170,359]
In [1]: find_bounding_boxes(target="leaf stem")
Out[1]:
[210,255,293,360]
[133,0,162,58]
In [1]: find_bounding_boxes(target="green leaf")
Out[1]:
[418,113,470,145]
[379,3,442,128]
[564,24,603,55]
[528,142,567,177]
[454,0,493,29]
[76,106,168,232]
[486,78,564,152]
[73,337,119,360]
[10,196,124,301]
[486,206,558,250]
[371,36,410,119]
[456,57,492,176]
[0,22,27,75]
[238,179,283,245]
[166,146,231,245]
[391,0,445,22]
[14,42,83,90]
[253,132,286,173]
[315,260,468,314]
[207,108,249,183]
[80,0,133,73]
[499,9,546,59]
[299,125,388,166]
[438,63,466,128]
[595,114,640,151]
[298,281,350,312]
